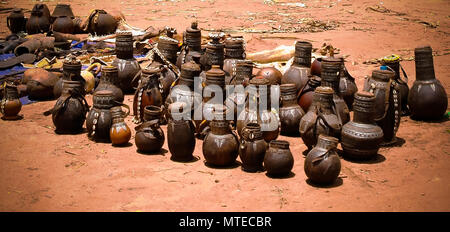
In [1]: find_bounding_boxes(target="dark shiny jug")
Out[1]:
[52,16,74,34]
[281,41,312,92]
[264,140,294,177]
[341,91,383,160]
[111,31,141,93]
[86,90,117,142]
[135,106,165,153]
[299,86,342,150]
[85,10,118,36]
[382,54,410,116]
[279,83,305,135]
[223,36,245,84]
[408,46,448,120]
[239,123,267,172]
[337,57,358,111]
[26,4,51,34]
[304,135,341,185]
[257,67,282,85]
[94,65,124,103]
[133,67,164,123]
[45,80,89,134]
[109,106,131,146]
[176,22,203,69]
[320,57,350,125]
[297,75,321,112]
[364,69,401,145]
[54,58,85,99]
[236,78,280,143]
[7,8,26,33]
[1,84,22,120]
[167,102,196,162]
[202,107,239,167]
[154,35,180,99]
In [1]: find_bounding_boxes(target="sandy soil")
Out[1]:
[0,0,449,212]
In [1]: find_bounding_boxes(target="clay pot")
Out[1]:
[51,4,74,19]
[176,22,202,69]
[86,90,117,142]
[135,106,165,153]
[281,41,312,92]
[279,84,305,135]
[200,33,224,70]
[111,31,141,93]
[14,36,55,56]
[239,123,267,172]
[299,86,342,150]
[110,105,131,146]
[264,140,294,177]
[256,67,282,85]
[223,36,245,84]
[363,69,401,145]
[7,8,26,33]
[167,102,196,162]
[26,4,51,34]
[1,84,22,120]
[341,91,384,160]
[52,16,74,34]
[94,65,123,102]
[25,68,59,100]
[320,57,350,125]
[202,106,239,167]
[47,80,89,134]
[133,67,164,123]
[310,57,322,77]
[234,60,253,85]
[54,59,85,99]
[157,36,179,64]
[304,135,341,185]
[297,75,321,112]
[85,10,118,36]
[236,78,280,142]
[408,46,448,120]
[337,57,358,111]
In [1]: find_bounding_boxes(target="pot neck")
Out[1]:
[316,135,338,150]
[415,47,436,81]
[210,120,231,135]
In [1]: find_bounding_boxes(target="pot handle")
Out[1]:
[86,63,102,76]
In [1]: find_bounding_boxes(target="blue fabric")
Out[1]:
[19,96,37,105]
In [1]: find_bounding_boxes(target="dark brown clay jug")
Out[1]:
[86,90,120,142]
[167,102,196,162]
[239,123,267,172]
[176,22,203,69]
[51,4,74,20]
[341,91,384,160]
[84,10,118,36]
[281,41,312,92]
[408,46,448,120]
[54,58,85,99]
[94,65,124,103]
[133,66,164,124]
[52,16,74,34]
[199,33,230,87]
[111,31,141,93]
[364,69,401,145]
[135,106,165,153]
[382,54,410,116]
[304,135,341,185]
[280,83,305,135]
[320,57,350,125]
[256,67,282,85]
[202,106,239,167]
[109,105,131,146]
[236,77,280,143]
[45,80,89,134]
[235,60,253,86]
[7,8,26,33]
[264,140,294,177]
[223,36,245,84]
[297,75,321,112]
[26,4,51,34]
[337,57,358,111]
[1,84,22,120]
[299,86,342,150]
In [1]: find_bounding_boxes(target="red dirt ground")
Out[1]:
[0,0,449,212]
